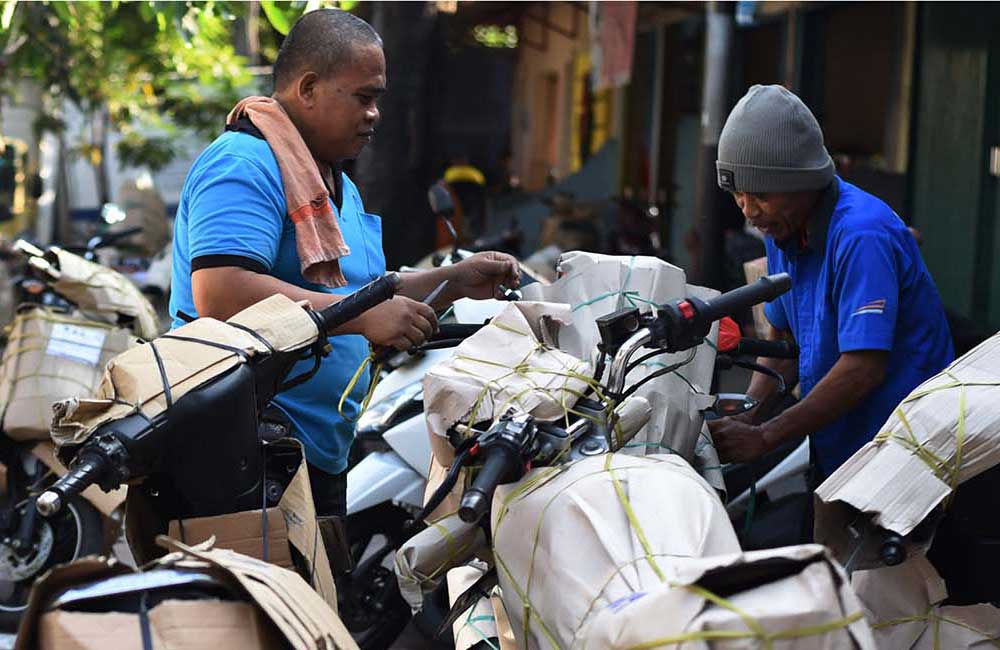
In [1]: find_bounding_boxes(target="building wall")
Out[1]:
[511,2,591,191]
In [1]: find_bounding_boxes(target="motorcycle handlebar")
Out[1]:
[458,443,520,524]
[313,272,402,334]
[86,226,144,252]
[734,338,799,359]
[36,454,109,517]
[696,273,791,326]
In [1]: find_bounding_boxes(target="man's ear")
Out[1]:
[296,71,320,108]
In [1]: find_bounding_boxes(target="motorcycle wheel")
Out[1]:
[339,504,414,650]
[0,495,104,631]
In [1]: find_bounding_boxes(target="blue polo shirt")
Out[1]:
[763,177,953,476]
[169,129,386,474]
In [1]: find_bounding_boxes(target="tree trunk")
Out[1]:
[353,2,443,270]
[91,109,111,207]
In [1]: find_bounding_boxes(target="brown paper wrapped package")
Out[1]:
[0,307,137,441]
[50,293,319,446]
[46,247,161,340]
[395,511,487,610]
[422,301,589,467]
[577,544,875,650]
[852,554,1000,649]
[815,332,1000,568]
[491,452,740,650]
[521,252,725,491]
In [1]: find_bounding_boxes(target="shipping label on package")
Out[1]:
[45,323,107,366]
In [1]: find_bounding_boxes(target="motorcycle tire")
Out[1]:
[0,494,104,631]
[338,504,415,650]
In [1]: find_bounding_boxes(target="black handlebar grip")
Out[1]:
[434,323,485,341]
[735,338,800,359]
[36,456,108,517]
[458,444,520,524]
[698,273,791,324]
[314,272,402,334]
[97,226,144,247]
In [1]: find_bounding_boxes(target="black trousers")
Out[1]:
[307,463,348,518]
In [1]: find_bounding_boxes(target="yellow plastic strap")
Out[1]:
[604,453,666,582]
[871,370,1000,494]
[872,609,1000,649]
[493,460,680,650]
[621,611,864,650]
[337,351,382,421]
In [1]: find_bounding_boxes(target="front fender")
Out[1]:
[347,451,426,515]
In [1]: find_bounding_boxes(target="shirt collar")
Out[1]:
[778,178,840,256]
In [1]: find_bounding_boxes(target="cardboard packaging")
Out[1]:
[852,554,1000,649]
[815,331,1000,568]
[132,439,338,613]
[38,599,283,650]
[51,293,319,447]
[577,545,875,650]
[491,452,740,650]
[16,538,359,650]
[0,307,137,441]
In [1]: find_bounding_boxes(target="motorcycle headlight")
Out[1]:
[356,381,423,438]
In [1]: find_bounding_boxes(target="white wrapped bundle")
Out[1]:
[816,331,1000,566]
[578,545,875,650]
[491,452,739,650]
[522,252,723,485]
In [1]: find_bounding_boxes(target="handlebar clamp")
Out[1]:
[458,412,538,523]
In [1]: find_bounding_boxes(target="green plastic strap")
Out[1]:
[460,612,500,650]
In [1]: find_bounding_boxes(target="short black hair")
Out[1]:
[272,9,382,91]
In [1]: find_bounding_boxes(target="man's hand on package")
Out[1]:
[357,296,438,351]
[448,251,520,300]
[708,417,774,464]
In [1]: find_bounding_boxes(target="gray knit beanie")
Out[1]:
[716,85,834,194]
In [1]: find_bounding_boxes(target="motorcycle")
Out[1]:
[32,273,400,612]
[0,230,159,629]
[404,273,798,648]
[337,181,543,648]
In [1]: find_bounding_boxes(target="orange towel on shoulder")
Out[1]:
[227,96,349,288]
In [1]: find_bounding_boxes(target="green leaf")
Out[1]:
[259,0,292,35]
[1,0,18,32]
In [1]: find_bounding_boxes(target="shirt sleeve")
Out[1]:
[834,231,899,352]
[186,154,286,271]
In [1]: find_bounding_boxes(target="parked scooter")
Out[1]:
[0,232,159,629]
[34,274,402,600]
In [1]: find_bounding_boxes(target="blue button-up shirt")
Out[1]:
[169,130,386,474]
[764,177,953,476]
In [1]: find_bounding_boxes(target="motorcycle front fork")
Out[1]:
[0,443,46,554]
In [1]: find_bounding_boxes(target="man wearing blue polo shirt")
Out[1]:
[169,10,519,535]
[708,85,953,481]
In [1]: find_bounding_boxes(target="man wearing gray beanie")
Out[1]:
[708,85,953,487]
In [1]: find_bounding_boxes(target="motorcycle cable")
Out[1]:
[616,348,698,403]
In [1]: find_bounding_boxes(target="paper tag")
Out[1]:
[46,323,107,366]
